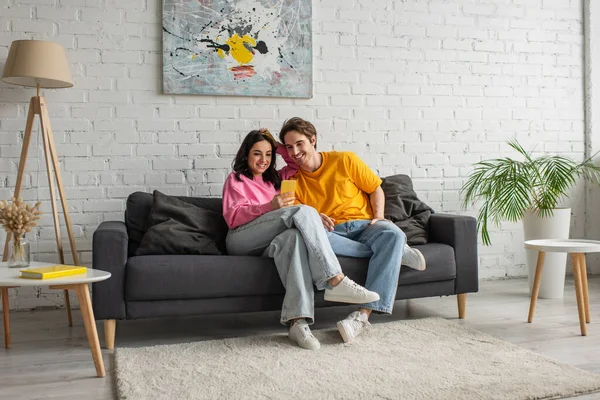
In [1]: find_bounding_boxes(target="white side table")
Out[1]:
[524,239,597,336]
[0,262,111,377]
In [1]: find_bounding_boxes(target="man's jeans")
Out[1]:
[327,220,406,314]
[226,205,342,326]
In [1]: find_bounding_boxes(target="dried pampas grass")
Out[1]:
[0,197,42,238]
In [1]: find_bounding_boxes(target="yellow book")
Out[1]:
[20,265,87,280]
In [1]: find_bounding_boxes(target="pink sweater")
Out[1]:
[222,146,298,229]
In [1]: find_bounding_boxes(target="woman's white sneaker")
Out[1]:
[324,277,380,304]
[289,319,320,350]
[337,311,371,343]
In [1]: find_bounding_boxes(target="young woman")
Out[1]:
[222,130,380,350]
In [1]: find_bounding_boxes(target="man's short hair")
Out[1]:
[279,117,317,150]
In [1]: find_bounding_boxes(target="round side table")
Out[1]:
[0,262,111,377]
[524,239,597,336]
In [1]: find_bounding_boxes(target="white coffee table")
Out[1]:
[0,261,111,377]
[524,239,597,336]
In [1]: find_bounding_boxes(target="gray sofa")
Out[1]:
[92,192,478,349]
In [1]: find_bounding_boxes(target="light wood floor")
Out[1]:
[1,277,600,400]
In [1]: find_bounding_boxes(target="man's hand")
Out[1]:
[271,192,295,210]
[369,187,386,225]
[320,213,336,231]
[259,128,281,147]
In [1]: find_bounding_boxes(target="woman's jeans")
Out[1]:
[327,220,406,314]
[226,205,342,326]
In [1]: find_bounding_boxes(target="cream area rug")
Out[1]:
[115,317,600,400]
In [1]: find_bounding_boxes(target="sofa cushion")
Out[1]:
[125,255,285,301]
[125,243,456,301]
[338,243,455,287]
[400,243,456,284]
[135,191,228,256]
[126,192,224,256]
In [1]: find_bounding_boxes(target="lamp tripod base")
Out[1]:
[2,95,79,337]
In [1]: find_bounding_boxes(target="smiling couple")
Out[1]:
[221,118,426,350]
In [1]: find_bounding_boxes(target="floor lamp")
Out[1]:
[1,40,79,343]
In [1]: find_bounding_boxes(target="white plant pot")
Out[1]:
[523,208,571,299]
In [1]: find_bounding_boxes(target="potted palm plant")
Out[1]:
[462,139,600,298]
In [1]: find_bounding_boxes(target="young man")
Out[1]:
[279,117,426,343]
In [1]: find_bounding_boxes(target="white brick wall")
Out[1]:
[0,0,587,310]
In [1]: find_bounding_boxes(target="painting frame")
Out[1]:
[162,0,313,99]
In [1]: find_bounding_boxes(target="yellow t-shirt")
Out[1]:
[292,152,382,224]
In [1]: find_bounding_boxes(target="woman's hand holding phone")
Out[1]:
[271,192,295,210]
[280,180,296,206]
[271,180,296,209]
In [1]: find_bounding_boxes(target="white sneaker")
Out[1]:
[337,311,371,343]
[324,276,380,304]
[402,245,426,271]
[289,319,320,350]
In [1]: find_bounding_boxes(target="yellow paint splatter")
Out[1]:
[191,54,196,60]
[225,34,256,65]
[217,48,225,59]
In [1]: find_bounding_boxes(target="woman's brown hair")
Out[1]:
[232,130,281,190]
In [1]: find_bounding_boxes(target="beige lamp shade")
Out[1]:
[1,40,73,89]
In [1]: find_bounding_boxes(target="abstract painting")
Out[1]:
[162,0,312,98]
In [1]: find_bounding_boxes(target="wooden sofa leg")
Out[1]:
[457,294,467,319]
[104,319,116,350]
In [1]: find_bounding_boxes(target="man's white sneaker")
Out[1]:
[289,319,320,350]
[324,276,380,304]
[337,311,371,343]
[402,245,426,271]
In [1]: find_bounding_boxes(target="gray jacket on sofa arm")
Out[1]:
[92,206,478,322]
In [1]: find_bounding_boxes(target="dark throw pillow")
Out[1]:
[135,190,228,256]
[381,174,434,245]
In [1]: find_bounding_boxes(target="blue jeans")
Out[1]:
[226,205,343,326]
[327,220,406,314]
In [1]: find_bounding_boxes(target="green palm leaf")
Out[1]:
[534,156,577,216]
[461,139,600,245]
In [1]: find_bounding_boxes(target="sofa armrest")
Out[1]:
[428,214,478,294]
[92,221,128,320]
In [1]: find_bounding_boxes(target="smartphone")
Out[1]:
[280,180,296,195]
